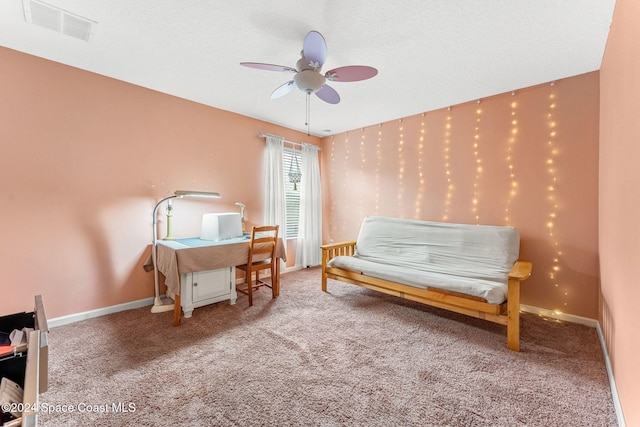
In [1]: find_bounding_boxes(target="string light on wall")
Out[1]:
[546,81,566,311]
[359,128,366,220]
[505,91,519,225]
[443,108,453,221]
[342,132,350,236]
[375,123,383,214]
[397,119,405,216]
[329,136,336,238]
[472,100,482,224]
[415,113,426,219]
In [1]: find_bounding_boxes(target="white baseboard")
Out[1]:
[520,304,625,426]
[53,281,282,325]
[520,304,598,327]
[52,267,307,326]
[48,297,154,328]
[596,323,627,427]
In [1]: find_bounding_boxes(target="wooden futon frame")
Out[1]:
[321,241,532,351]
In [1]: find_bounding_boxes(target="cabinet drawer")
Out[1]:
[193,268,232,302]
[180,267,237,318]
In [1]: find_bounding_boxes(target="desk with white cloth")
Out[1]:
[144,235,286,325]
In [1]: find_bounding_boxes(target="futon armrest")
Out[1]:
[509,260,532,281]
[321,241,356,277]
[320,240,356,271]
[320,241,357,251]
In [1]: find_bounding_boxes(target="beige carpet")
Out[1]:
[40,267,617,426]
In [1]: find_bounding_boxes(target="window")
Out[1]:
[283,147,301,239]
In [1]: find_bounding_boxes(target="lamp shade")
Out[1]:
[175,190,221,198]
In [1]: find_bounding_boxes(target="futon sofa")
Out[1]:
[321,216,532,351]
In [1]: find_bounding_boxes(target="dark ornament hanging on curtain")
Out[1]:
[288,152,302,190]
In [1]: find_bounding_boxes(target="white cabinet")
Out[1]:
[180,267,237,318]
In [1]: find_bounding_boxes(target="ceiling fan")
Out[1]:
[240,30,378,105]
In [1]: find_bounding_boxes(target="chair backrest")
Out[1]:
[248,225,279,264]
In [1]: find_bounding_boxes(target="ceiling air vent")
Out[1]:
[23,0,95,42]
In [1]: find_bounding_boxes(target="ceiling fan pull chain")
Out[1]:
[306,92,311,136]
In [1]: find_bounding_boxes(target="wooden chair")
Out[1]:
[236,225,279,306]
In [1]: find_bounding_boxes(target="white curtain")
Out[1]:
[296,143,322,267]
[263,135,287,240]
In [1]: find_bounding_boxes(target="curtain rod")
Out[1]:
[259,133,321,151]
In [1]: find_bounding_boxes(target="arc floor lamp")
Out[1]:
[151,190,221,313]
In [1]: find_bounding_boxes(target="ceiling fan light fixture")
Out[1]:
[293,70,326,94]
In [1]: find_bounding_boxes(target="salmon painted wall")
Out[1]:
[600,0,640,423]
[321,72,600,319]
[0,47,319,319]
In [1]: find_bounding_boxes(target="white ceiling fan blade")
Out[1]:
[325,65,378,82]
[240,62,297,73]
[315,84,340,104]
[271,81,296,99]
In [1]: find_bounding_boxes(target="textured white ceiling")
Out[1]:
[0,0,615,136]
